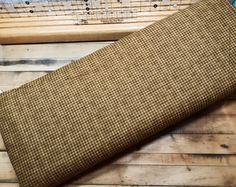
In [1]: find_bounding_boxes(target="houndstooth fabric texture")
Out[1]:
[0,0,236,186]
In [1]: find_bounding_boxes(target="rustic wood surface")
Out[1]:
[0,43,235,187]
[0,0,197,44]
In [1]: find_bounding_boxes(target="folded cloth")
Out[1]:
[0,0,235,186]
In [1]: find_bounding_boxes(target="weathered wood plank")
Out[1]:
[0,23,148,44]
[136,134,236,154]
[74,165,236,186]
[1,134,235,153]
[1,164,236,186]
[0,72,48,86]
[0,45,3,61]
[0,42,110,71]
[115,153,236,166]
[1,42,110,60]
[0,135,5,151]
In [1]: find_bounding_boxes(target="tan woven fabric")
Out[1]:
[0,0,236,186]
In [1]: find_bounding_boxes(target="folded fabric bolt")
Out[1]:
[0,0,235,186]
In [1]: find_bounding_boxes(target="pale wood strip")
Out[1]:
[74,165,236,186]
[136,134,236,154]
[1,42,111,60]
[0,62,68,72]
[1,134,235,153]
[1,152,235,184]
[0,184,17,187]
[0,164,236,186]
[115,153,236,166]
[0,135,5,151]
[0,72,48,86]
[0,86,16,92]
[0,45,2,61]
[0,22,151,44]
[0,163,14,182]
[0,15,75,23]
[0,16,167,28]
[0,42,110,71]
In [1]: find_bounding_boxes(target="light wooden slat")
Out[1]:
[136,134,236,154]
[1,164,236,186]
[0,184,17,187]
[1,152,236,184]
[0,22,151,44]
[115,153,236,166]
[0,135,5,151]
[0,45,2,61]
[75,165,236,186]
[0,42,111,71]
[0,61,68,72]
[0,16,167,28]
[0,72,48,86]
[0,0,197,43]
[1,42,111,60]
[1,134,235,153]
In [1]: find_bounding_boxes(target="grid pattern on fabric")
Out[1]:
[0,0,236,187]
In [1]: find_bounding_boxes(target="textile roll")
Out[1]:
[0,0,235,186]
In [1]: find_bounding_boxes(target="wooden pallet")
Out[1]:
[0,0,198,44]
[0,43,236,186]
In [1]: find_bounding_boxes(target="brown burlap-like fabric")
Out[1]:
[0,0,236,186]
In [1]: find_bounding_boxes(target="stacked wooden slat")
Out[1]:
[0,0,198,43]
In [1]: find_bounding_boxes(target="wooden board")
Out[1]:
[0,43,236,187]
[0,0,198,44]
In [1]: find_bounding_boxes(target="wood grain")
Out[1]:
[1,163,236,186]
[0,23,149,44]
[0,0,196,44]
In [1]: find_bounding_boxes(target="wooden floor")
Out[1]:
[0,43,236,187]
